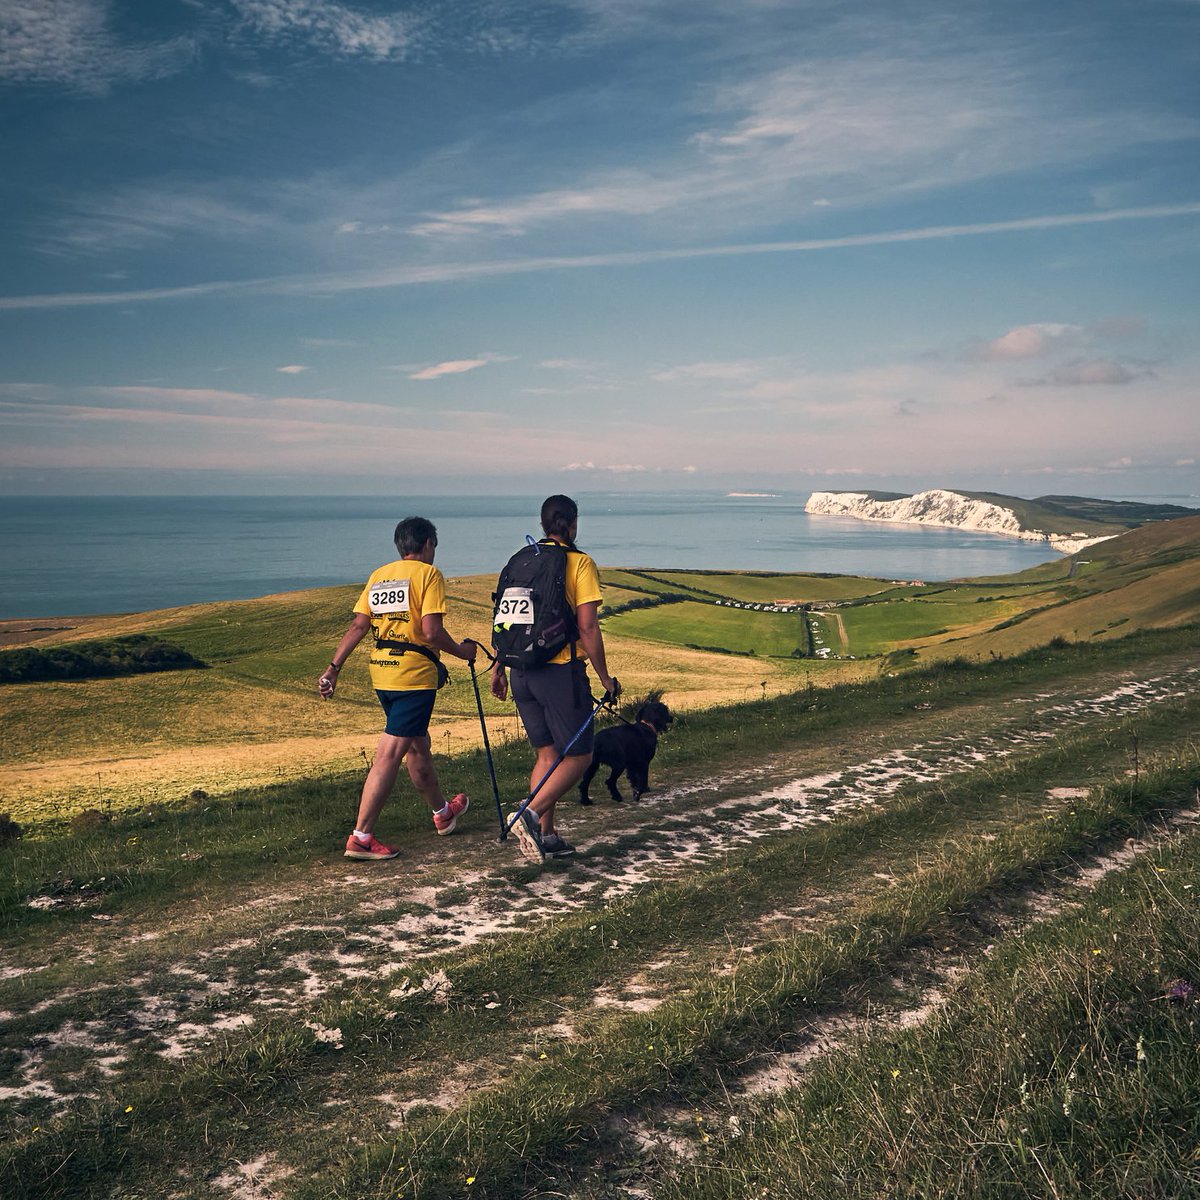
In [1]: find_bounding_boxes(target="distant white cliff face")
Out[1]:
[804,488,1112,554]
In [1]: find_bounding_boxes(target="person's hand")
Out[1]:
[601,674,620,705]
[318,663,339,699]
[460,638,479,664]
[490,667,509,701]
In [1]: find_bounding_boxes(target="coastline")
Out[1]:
[805,488,1114,555]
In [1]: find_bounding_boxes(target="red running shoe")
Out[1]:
[344,833,400,860]
[433,793,470,836]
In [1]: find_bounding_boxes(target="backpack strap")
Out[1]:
[539,538,584,699]
[374,639,450,689]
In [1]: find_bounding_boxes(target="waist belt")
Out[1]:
[374,639,450,689]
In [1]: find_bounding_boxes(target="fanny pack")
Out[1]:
[374,639,450,689]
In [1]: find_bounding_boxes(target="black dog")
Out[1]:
[579,699,673,804]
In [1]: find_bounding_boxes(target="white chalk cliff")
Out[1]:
[804,489,1114,554]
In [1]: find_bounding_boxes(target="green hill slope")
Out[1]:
[923,514,1200,659]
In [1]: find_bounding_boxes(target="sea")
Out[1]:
[0,491,1172,621]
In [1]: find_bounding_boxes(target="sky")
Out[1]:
[1,0,1198,499]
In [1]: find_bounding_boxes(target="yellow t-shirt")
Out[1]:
[354,559,448,691]
[545,548,603,666]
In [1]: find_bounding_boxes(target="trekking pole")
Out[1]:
[504,679,619,836]
[464,641,506,842]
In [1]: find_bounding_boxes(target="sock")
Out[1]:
[353,829,371,841]
[433,804,449,818]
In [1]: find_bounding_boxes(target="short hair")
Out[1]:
[394,516,438,557]
[540,494,578,539]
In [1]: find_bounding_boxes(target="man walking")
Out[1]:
[319,516,477,860]
[491,495,617,862]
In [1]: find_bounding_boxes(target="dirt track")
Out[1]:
[3,658,1197,1119]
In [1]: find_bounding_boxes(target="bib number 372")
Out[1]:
[495,587,534,624]
[369,579,410,614]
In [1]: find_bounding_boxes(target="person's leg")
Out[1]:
[353,732,413,834]
[403,736,448,812]
[528,748,591,834]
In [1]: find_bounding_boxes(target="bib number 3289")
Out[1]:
[369,579,410,615]
[495,587,534,623]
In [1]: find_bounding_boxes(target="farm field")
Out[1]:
[2,627,1199,1198]
[603,598,811,659]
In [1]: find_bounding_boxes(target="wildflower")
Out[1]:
[466,1176,476,1185]
[1091,948,1103,956]
[1136,1035,1147,1063]
[891,1069,901,1078]
[1165,979,1197,1004]
[124,1105,134,1113]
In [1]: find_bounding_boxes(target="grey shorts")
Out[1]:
[510,660,595,756]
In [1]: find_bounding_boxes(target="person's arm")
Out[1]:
[576,600,617,699]
[318,613,371,698]
[420,613,478,662]
[490,660,508,701]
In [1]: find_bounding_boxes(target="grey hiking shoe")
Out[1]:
[541,832,576,858]
[511,807,545,864]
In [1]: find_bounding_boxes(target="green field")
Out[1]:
[835,590,1028,655]
[605,598,811,658]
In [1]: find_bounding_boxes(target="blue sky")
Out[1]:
[2,0,1198,498]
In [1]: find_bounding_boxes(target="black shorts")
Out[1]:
[510,660,594,756]
[375,689,437,738]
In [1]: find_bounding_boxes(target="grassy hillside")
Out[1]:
[925,514,1200,660]
[2,629,1198,1199]
[0,573,805,826]
[856,489,1198,538]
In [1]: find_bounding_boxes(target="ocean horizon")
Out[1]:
[1,491,1188,621]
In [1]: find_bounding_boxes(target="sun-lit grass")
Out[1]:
[836,592,1030,655]
[606,599,812,659]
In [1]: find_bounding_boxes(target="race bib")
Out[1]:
[368,579,410,615]
[495,586,534,624]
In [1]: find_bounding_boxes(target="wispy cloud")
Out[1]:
[408,358,490,381]
[1025,359,1151,388]
[411,47,1200,241]
[560,461,697,474]
[229,0,425,62]
[34,186,281,259]
[653,360,767,383]
[975,323,1083,361]
[6,203,1199,311]
[276,364,308,375]
[0,0,197,92]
